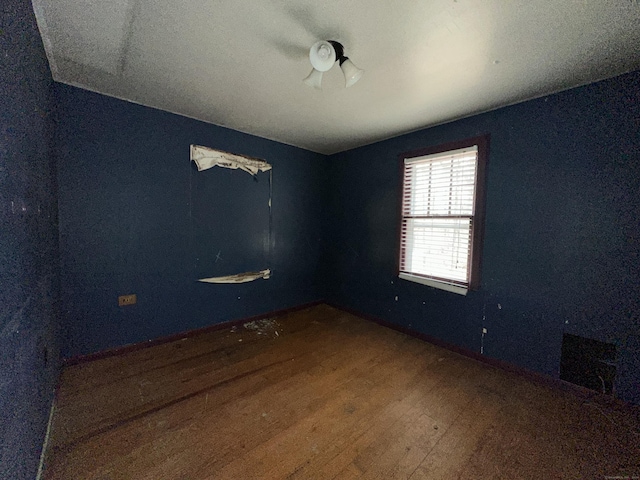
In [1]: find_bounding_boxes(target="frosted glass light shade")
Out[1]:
[340,59,364,87]
[309,41,336,72]
[303,68,323,89]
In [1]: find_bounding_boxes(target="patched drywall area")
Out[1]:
[190,145,272,284]
[191,145,272,175]
[199,270,271,284]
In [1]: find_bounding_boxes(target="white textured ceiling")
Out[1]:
[33,0,640,154]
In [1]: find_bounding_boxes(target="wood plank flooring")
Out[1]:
[45,304,640,479]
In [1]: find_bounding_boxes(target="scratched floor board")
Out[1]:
[45,304,640,479]
[213,337,439,479]
[51,307,347,448]
[89,326,417,479]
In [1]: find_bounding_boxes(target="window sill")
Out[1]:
[398,273,468,296]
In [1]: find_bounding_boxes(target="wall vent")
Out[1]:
[560,333,616,395]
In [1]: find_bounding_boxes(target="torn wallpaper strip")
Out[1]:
[198,269,271,284]
[191,145,272,175]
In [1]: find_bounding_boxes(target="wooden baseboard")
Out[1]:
[63,301,323,366]
[327,302,629,407]
[63,300,632,409]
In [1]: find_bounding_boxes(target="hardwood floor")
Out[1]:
[45,304,640,479]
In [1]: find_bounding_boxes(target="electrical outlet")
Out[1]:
[118,294,137,306]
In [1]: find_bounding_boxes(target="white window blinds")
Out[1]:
[400,145,479,289]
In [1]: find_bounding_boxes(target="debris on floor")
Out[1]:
[241,318,281,338]
[229,318,282,340]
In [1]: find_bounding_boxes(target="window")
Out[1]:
[398,136,489,295]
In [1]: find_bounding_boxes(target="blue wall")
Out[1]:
[55,85,326,358]
[3,5,638,475]
[325,71,640,405]
[0,1,61,479]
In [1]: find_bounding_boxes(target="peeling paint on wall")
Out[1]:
[198,269,271,284]
[190,144,273,285]
[190,145,272,175]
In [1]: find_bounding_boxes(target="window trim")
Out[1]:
[397,135,490,293]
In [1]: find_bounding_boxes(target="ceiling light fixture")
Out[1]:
[303,40,363,89]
